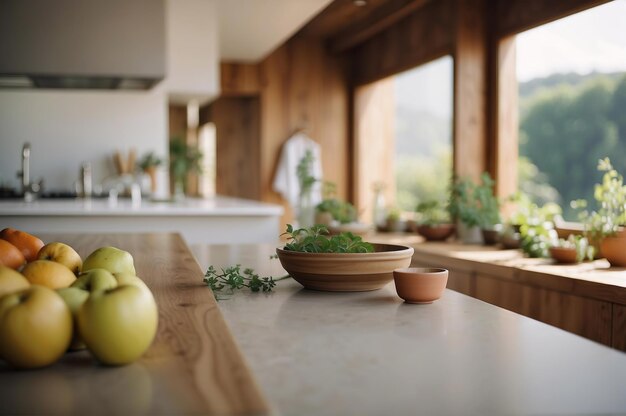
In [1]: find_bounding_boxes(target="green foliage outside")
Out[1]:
[519,73,626,220]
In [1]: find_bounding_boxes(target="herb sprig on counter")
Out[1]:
[282,224,374,253]
[204,265,282,294]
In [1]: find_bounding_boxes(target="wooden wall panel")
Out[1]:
[353,79,396,223]
[447,270,473,296]
[613,304,626,352]
[475,274,612,346]
[259,35,350,226]
[350,0,454,86]
[205,97,260,200]
[220,63,261,96]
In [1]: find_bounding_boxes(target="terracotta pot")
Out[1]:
[549,247,579,264]
[600,236,626,267]
[393,268,448,304]
[416,224,455,241]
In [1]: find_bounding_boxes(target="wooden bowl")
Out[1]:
[393,268,448,304]
[276,244,414,292]
[416,224,455,241]
[549,246,579,264]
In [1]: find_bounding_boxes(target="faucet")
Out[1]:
[17,142,41,201]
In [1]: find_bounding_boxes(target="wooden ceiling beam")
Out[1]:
[329,0,431,53]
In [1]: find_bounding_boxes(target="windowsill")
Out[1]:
[407,240,626,305]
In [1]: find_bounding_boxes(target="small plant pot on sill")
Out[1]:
[416,224,455,242]
[600,236,626,267]
[549,246,579,264]
[457,222,483,245]
[481,225,502,246]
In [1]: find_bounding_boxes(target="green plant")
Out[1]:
[282,224,374,253]
[315,181,358,224]
[297,149,317,196]
[316,198,357,224]
[415,200,450,226]
[509,193,561,258]
[386,206,402,222]
[169,138,203,193]
[138,152,163,171]
[449,172,501,228]
[572,158,626,241]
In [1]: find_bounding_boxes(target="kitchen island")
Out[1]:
[194,243,626,416]
[0,195,283,244]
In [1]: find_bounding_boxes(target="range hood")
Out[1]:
[0,0,165,90]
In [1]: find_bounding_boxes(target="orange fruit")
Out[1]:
[0,228,45,262]
[0,240,26,270]
[21,260,77,289]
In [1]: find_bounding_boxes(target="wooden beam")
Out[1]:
[329,0,431,53]
[351,0,454,86]
[495,0,611,37]
[452,0,488,180]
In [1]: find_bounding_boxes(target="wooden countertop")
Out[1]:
[0,233,269,416]
[192,243,626,416]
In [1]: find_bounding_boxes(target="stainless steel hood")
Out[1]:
[0,0,165,90]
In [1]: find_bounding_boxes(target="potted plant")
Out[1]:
[573,158,626,266]
[549,235,593,264]
[139,152,163,194]
[414,200,455,241]
[385,206,406,232]
[169,138,202,199]
[449,172,500,244]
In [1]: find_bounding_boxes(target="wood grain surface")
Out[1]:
[0,233,269,416]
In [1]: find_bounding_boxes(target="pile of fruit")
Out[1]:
[0,228,158,369]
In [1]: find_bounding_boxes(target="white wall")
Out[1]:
[0,89,167,192]
[0,0,220,195]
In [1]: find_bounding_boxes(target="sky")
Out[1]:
[517,0,626,82]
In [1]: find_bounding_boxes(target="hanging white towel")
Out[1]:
[272,132,323,210]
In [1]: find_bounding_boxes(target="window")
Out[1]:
[354,56,453,223]
[516,0,626,220]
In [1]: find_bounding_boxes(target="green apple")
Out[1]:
[77,285,158,366]
[72,268,118,292]
[82,246,135,275]
[0,286,72,369]
[38,242,83,275]
[56,287,89,350]
[0,265,30,298]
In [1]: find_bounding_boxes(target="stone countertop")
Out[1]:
[0,195,283,217]
[193,243,626,416]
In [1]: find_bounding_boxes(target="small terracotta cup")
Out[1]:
[393,268,448,304]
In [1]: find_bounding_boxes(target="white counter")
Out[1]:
[0,196,283,244]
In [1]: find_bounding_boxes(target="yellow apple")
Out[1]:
[0,265,30,298]
[21,260,77,289]
[78,285,158,366]
[73,268,118,292]
[113,272,151,294]
[82,246,135,275]
[38,242,82,275]
[0,286,72,369]
[56,287,90,350]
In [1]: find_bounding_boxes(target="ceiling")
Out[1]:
[216,0,334,62]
